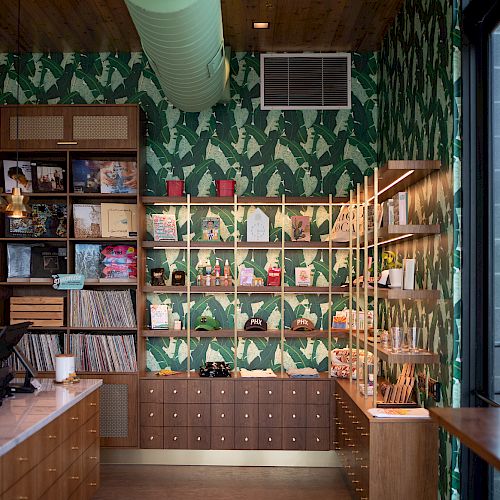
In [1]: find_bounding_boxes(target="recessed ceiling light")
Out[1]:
[253,21,270,29]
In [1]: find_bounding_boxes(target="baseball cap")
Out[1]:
[291,318,315,331]
[244,317,267,331]
[194,316,221,331]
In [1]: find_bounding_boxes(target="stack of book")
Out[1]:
[7,333,61,371]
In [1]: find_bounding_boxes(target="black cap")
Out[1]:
[244,317,267,331]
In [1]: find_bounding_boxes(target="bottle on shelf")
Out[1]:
[214,258,221,278]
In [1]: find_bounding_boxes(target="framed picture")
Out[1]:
[202,217,220,241]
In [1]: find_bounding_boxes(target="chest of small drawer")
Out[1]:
[307,380,329,405]
[282,428,306,450]
[141,402,164,427]
[164,380,188,403]
[234,427,259,449]
[187,427,211,449]
[283,380,306,404]
[188,379,211,403]
[306,427,330,450]
[234,403,259,427]
[164,427,188,449]
[259,380,282,404]
[164,403,188,426]
[235,380,258,403]
[258,403,282,427]
[211,380,234,403]
[211,403,235,426]
[187,403,211,427]
[140,427,164,449]
[307,404,330,427]
[259,427,282,449]
[211,427,234,450]
[140,380,164,403]
[35,444,64,497]
[282,404,307,427]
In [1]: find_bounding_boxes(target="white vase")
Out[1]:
[388,268,403,288]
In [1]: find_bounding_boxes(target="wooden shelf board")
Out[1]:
[0,192,67,198]
[374,288,441,300]
[0,281,55,286]
[0,237,65,242]
[191,241,234,249]
[352,224,441,246]
[84,280,137,286]
[70,193,137,198]
[142,196,349,206]
[284,286,330,294]
[143,286,187,293]
[142,241,187,248]
[69,237,137,242]
[68,327,137,331]
[142,329,188,337]
[143,241,343,250]
[238,286,281,293]
[238,241,281,248]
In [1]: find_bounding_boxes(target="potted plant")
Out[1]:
[382,251,403,288]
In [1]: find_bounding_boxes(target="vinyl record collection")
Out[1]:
[7,333,62,371]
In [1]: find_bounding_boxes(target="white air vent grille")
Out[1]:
[261,53,351,110]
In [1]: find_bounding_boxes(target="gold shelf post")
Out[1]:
[356,184,361,391]
[328,194,333,378]
[280,194,286,377]
[186,194,191,376]
[373,170,379,406]
[233,193,238,375]
[348,191,354,382]
[363,176,369,397]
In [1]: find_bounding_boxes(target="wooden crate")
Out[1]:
[10,297,65,327]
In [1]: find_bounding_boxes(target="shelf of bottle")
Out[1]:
[142,240,347,250]
[139,370,331,380]
[350,332,440,364]
[142,196,348,206]
[143,285,346,294]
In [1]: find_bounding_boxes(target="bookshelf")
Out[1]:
[0,104,145,448]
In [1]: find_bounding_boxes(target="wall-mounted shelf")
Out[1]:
[143,195,348,206]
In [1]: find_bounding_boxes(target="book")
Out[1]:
[30,246,67,279]
[100,161,137,194]
[247,208,270,242]
[32,162,65,192]
[403,258,416,290]
[73,204,101,238]
[3,160,33,193]
[72,160,101,193]
[295,267,311,286]
[393,192,408,225]
[383,199,395,226]
[5,216,34,238]
[150,304,169,329]
[291,216,311,241]
[31,203,67,238]
[7,244,32,278]
[75,244,102,280]
[153,213,177,241]
[201,217,220,241]
[101,203,137,238]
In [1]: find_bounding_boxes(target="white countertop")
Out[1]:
[0,378,102,456]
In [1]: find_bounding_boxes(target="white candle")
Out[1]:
[55,354,75,382]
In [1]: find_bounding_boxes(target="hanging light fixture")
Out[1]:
[6,0,29,219]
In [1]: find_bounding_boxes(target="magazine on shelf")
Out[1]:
[100,244,137,281]
[3,160,33,193]
[73,204,101,238]
[32,162,65,192]
[100,161,137,194]
[201,217,220,241]
[101,203,137,238]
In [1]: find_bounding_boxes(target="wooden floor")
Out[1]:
[94,465,354,500]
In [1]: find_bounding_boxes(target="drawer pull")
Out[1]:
[345,438,352,441]
[352,481,360,484]
[333,441,339,445]
[57,141,78,145]
[352,450,360,454]
[90,402,97,407]
[316,390,321,395]
[361,433,369,437]
[292,414,296,419]
[316,438,320,442]
[71,446,80,451]
[355,457,363,462]
[268,413,273,418]
[244,390,249,395]
[197,390,201,394]
[245,414,249,418]
[221,390,225,394]
[71,476,80,480]
[361,465,368,469]
[197,436,201,441]
[149,389,154,394]
[90,456,98,460]
[149,412,155,417]
[341,432,348,436]
[89,429,98,433]
[268,390,272,395]
[18,497,28,500]
[347,472,355,476]
[292,437,296,442]
[356,426,365,431]
[173,436,178,441]
[173,413,178,418]
[292,390,296,395]
[90,482,98,487]
[71,417,79,421]
[221,437,225,441]
[48,468,57,472]
[352,420,360,424]
[244,437,249,442]
[173,389,177,394]
[18,457,29,462]
[197,413,201,418]
[347,444,355,447]
[268,437,272,442]
[48,435,57,439]
[316,414,321,419]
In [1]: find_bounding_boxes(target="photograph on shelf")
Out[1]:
[3,160,33,193]
[75,244,102,281]
[72,160,101,193]
[291,215,311,242]
[150,267,166,286]
[201,216,220,241]
[150,304,169,329]
[152,213,177,241]
[100,244,137,281]
[247,208,269,242]
[101,203,137,238]
[73,204,101,238]
[32,162,65,192]
[100,161,137,194]
[295,267,311,286]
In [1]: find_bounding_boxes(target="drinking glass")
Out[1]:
[390,327,403,353]
[407,327,421,352]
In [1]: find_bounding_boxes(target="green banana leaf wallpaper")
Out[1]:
[378,0,461,498]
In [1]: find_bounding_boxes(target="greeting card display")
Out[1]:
[153,214,177,241]
[202,217,220,241]
[291,216,311,242]
[239,267,254,286]
[295,267,311,286]
[247,208,269,242]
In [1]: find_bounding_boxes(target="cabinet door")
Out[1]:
[70,105,138,149]
[0,105,69,149]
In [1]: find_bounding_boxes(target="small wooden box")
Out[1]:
[10,296,65,327]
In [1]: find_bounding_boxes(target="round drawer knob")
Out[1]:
[173,389,177,394]
[221,413,225,418]
[268,390,272,395]
[316,414,320,419]
[292,414,296,418]
[149,389,154,394]
[292,390,296,395]
[221,437,225,441]
[149,436,154,441]
[316,437,320,442]
[292,437,296,442]
[268,437,272,442]
[173,413,178,418]
[197,390,201,394]
[197,437,201,441]
[173,436,178,441]
[244,437,249,442]
[197,413,201,418]
[221,390,225,394]
[244,414,249,418]
[316,390,320,395]
[268,414,272,418]
[149,412,154,417]
[244,390,249,395]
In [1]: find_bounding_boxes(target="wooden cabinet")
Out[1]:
[0,105,138,150]
[1,389,100,500]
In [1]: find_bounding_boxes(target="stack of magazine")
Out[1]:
[68,333,137,372]
[70,289,136,328]
[7,333,61,371]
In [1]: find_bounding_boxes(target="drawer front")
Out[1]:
[164,427,188,449]
[307,404,330,428]
[164,403,188,426]
[65,454,84,497]
[282,380,306,404]
[140,403,164,427]
[63,402,85,440]
[3,467,36,500]
[259,427,282,450]
[187,427,211,449]
[211,403,235,427]
[235,380,258,403]
[2,433,41,491]
[258,403,282,428]
[140,380,164,403]
[39,472,68,500]
[82,439,100,480]
[259,380,282,404]
[211,427,235,450]
[83,390,100,422]
[307,380,329,405]
[306,427,330,451]
[140,426,164,449]
[211,379,234,403]
[282,404,307,427]
[83,464,100,499]
[35,444,64,498]
[282,427,306,450]
[164,379,188,403]
[187,403,211,427]
[66,427,84,465]
[82,413,99,451]
[234,403,259,427]
[188,379,211,403]
[234,427,259,450]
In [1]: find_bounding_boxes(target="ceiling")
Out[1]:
[0,0,403,54]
